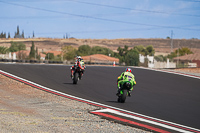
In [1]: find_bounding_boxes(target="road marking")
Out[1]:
[91,108,199,133]
[0,69,200,133]
[91,110,170,133]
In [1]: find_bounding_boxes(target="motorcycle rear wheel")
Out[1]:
[118,89,127,103]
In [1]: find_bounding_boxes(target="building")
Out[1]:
[173,53,200,67]
[139,54,176,68]
[82,54,119,64]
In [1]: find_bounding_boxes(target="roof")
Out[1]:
[13,50,30,56]
[82,54,119,63]
[173,53,200,61]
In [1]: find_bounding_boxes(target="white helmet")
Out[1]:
[77,56,81,59]
[77,56,82,61]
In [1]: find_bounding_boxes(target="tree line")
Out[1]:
[0,41,193,66]
[1,25,34,38]
[0,41,39,60]
[61,44,155,66]
[154,47,193,62]
[0,41,26,54]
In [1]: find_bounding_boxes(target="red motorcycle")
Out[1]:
[71,65,84,84]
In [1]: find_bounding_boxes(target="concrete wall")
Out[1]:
[154,59,176,68]
[0,53,16,60]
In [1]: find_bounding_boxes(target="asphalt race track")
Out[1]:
[0,63,200,131]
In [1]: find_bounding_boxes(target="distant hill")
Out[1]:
[0,38,199,55]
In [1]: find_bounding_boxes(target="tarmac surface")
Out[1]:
[0,63,200,131]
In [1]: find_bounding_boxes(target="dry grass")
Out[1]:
[1,38,200,55]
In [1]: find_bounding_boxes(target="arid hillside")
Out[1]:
[0,38,200,55]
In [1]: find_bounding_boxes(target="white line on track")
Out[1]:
[91,108,197,133]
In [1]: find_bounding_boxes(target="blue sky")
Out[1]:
[0,0,200,39]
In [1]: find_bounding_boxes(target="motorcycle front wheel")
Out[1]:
[73,73,79,84]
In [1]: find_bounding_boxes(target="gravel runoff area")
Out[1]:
[0,74,151,133]
[171,68,200,77]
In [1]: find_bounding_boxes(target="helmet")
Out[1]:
[77,56,82,61]
[126,68,132,73]
[77,56,82,59]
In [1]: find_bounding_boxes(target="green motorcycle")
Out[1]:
[117,82,132,103]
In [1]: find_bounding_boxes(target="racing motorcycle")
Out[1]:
[71,65,84,84]
[117,82,132,103]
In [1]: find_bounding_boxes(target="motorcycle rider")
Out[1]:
[71,56,85,79]
[116,68,136,96]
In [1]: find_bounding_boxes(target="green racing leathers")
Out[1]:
[117,71,136,92]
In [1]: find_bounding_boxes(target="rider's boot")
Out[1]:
[116,87,120,96]
[71,74,74,79]
[128,91,131,97]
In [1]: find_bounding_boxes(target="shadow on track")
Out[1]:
[63,83,74,85]
[106,101,118,103]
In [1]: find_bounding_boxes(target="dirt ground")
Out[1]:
[174,68,200,73]
[0,73,150,133]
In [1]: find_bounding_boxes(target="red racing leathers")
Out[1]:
[71,60,85,77]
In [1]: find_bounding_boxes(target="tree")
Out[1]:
[167,52,177,60]
[62,45,77,60]
[133,45,144,53]
[91,46,114,56]
[117,46,130,65]
[167,47,193,60]
[9,41,26,52]
[33,31,35,38]
[29,41,36,59]
[175,47,193,56]
[102,47,114,56]
[76,45,91,56]
[45,53,54,60]
[18,43,26,51]
[0,46,9,54]
[14,25,20,38]
[154,55,167,62]
[3,32,6,38]
[117,46,124,57]
[133,45,148,55]
[91,46,103,54]
[134,45,155,56]
[36,47,40,59]
[146,45,155,56]
[124,49,139,66]
[14,26,25,38]
[17,25,20,35]
[123,45,129,54]
[0,32,6,38]
[8,32,10,38]
[22,30,24,38]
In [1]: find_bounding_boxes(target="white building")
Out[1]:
[139,54,176,68]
